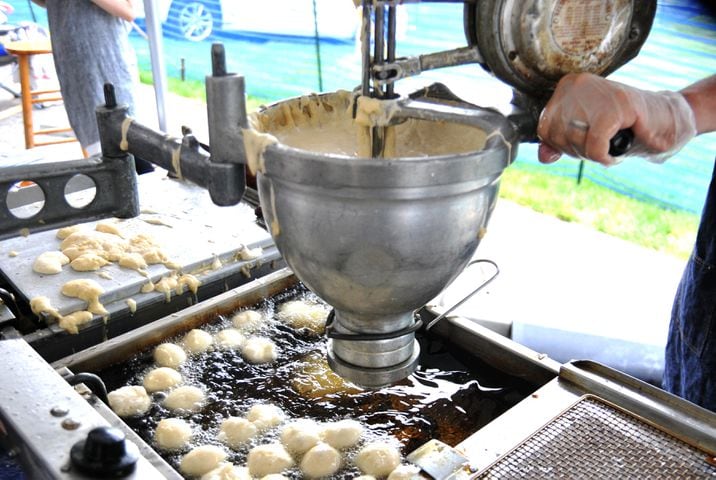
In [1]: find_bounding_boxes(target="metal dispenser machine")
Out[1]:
[1,1,715,479]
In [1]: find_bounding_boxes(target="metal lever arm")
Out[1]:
[372,46,483,87]
[97,45,248,207]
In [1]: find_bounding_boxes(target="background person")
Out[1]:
[537,72,716,412]
[31,0,153,173]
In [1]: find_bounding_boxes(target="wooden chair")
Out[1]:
[4,39,80,150]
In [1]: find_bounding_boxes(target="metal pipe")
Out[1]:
[143,0,168,131]
[386,6,397,98]
[360,0,372,97]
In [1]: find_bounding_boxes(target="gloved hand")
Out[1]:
[537,73,697,166]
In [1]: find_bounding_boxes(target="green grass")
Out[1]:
[142,71,700,260]
[139,70,269,112]
[500,164,699,259]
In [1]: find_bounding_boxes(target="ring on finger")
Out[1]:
[568,119,589,131]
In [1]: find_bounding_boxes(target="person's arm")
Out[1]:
[537,73,715,166]
[91,0,136,22]
[681,75,716,135]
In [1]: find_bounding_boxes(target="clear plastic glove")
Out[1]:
[537,73,697,166]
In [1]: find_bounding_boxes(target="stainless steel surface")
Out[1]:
[456,359,716,475]
[0,339,167,479]
[561,360,716,455]
[257,91,516,386]
[0,171,275,317]
[476,396,716,478]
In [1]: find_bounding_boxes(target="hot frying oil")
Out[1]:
[99,287,528,477]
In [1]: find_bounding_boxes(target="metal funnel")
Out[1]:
[252,90,517,387]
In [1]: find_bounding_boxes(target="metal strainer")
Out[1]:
[477,395,716,479]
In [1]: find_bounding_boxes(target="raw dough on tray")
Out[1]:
[58,310,93,334]
[32,251,69,275]
[70,252,109,272]
[60,279,107,315]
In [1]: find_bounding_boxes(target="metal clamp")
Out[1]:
[325,309,424,341]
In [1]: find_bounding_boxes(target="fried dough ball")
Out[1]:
[163,386,205,412]
[355,442,402,477]
[242,337,278,364]
[214,328,246,350]
[154,418,193,450]
[201,463,251,480]
[218,417,258,448]
[143,367,182,393]
[184,329,213,354]
[246,443,294,477]
[321,419,363,449]
[387,464,421,480]
[180,445,228,477]
[154,343,187,369]
[231,310,264,332]
[277,300,329,334]
[246,404,285,431]
[280,419,321,455]
[300,443,341,478]
[107,385,151,417]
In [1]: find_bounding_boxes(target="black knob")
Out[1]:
[70,427,139,477]
[609,128,635,157]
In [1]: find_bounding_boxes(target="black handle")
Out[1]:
[66,372,109,404]
[609,129,634,157]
